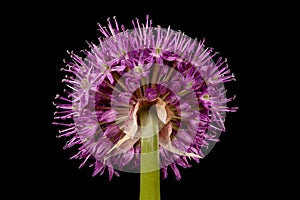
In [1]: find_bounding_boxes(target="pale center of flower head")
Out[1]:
[134,65,143,73]
[103,64,109,69]
[187,80,193,88]
[80,78,90,90]
[121,49,127,55]
[203,94,210,100]
[155,48,162,54]
[150,48,162,58]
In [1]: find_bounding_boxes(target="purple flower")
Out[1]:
[53,15,237,180]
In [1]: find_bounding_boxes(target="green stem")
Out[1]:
[139,109,160,200]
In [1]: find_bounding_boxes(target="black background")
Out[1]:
[7,1,294,199]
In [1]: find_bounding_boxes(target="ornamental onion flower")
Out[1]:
[53,15,237,200]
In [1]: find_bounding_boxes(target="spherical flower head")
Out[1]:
[53,15,237,181]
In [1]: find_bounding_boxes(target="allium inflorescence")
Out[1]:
[53,15,237,180]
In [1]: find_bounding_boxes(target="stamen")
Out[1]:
[107,17,115,37]
[113,16,119,32]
